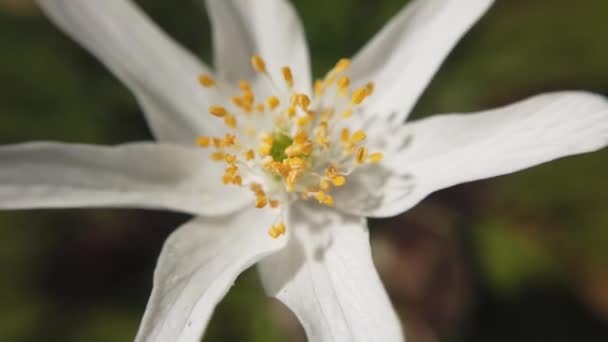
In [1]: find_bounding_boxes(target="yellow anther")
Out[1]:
[297,114,313,127]
[233,175,242,186]
[268,222,286,239]
[196,136,211,147]
[334,58,351,73]
[297,94,311,110]
[286,157,306,169]
[211,151,225,161]
[255,103,265,113]
[319,180,331,191]
[285,141,313,157]
[209,105,228,117]
[355,146,368,164]
[314,79,324,96]
[244,149,255,161]
[224,154,237,164]
[270,199,280,208]
[351,130,367,143]
[285,170,301,192]
[351,87,369,105]
[255,193,268,208]
[323,194,334,206]
[294,130,309,144]
[365,82,375,96]
[331,175,346,187]
[325,165,338,178]
[286,106,297,118]
[198,74,215,87]
[232,96,245,108]
[259,143,272,156]
[340,128,350,143]
[223,133,237,147]
[251,55,267,73]
[281,66,294,88]
[368,152,383,163]
[337,76,350,95]
[212,137,223,148]
[221,174,232,184]
[224,115,237,128]
[267,96,280,110]
[243,90,255,105]
[225,164,238,176]
[250,183,263,193]
[239,80,252,91]
[340,109,353,118]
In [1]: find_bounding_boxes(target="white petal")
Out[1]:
[135,209,286,342]
[336,91,608,217]
[205,0,312,92]
[37,0,223,143]
[0,142,249,216]
[349,0,494,124]
[258,204,404,342]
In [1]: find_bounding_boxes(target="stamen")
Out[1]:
[281,66,294,88]
[198,74,215,87]
[195,55,384,239]
[209,105,228,117]
[251,55,267,73]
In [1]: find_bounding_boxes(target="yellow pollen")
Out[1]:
[351,130,367,143]
[351,87,369,105]
[355,146,368,164]
[331,175,346,187]
[340,128,350,143]
[255,103,265,113]
[209,105,228,117]
[224,154,237,164]
[314,79,324,96]
[269,199,280,208]
[198,74,215,87]
[297,94,311,110]
[224,115,237,128]
[281,66,294,88]
[267,96,280,110]
[251,55,267,73]
[211,151,225,161]
[334,58,351,73]
[268,222,286,239]
[340,109,353,118]
[255,193,268,208]
[239,80,252,92]
[196,136,211,147]
[320,180,331,191]
[286,106,297,118]
[368,152,383,163]
[244,149,255,161]
[365,82,375,96]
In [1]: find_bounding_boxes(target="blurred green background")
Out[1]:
[1,0,607,341]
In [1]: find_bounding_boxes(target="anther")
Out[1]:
[267,96,280,110]
[209,105,228,117]
[355,146,368,164]
[198,74,215,87]
[368,152,383,163]
[196,136,211,147]
[334,58,351,74]
[251,55,267,73]
[281,66,294,88]
[351,130,367,143]
[352,87,369,105]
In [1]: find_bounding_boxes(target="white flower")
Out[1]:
[2,0,607,341]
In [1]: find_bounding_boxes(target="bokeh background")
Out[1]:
[1,0,607,341]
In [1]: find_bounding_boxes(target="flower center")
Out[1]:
[195,55,382,238]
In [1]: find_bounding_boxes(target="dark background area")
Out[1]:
[0,0,607,341]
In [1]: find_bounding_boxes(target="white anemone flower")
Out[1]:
[2,0,607,341]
